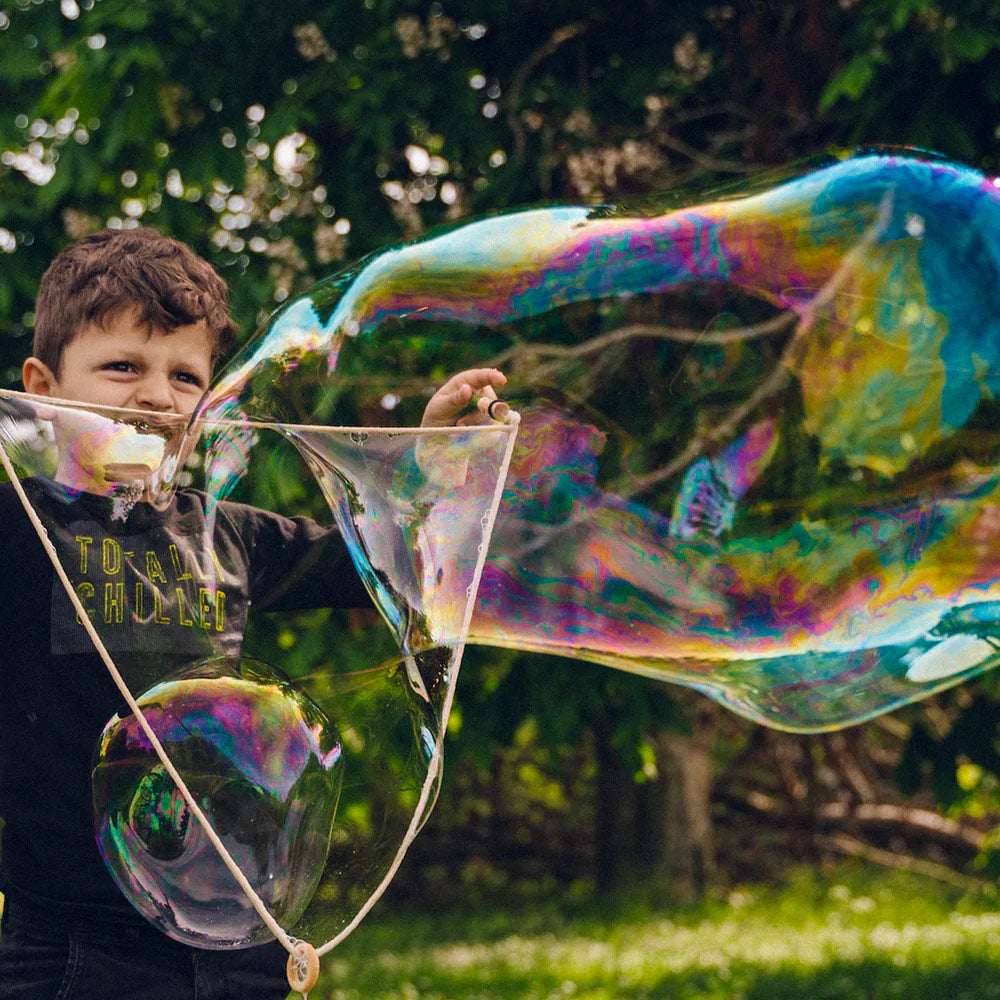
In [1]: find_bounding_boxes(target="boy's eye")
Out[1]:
[104,361,136,373]
[173,371,204,387]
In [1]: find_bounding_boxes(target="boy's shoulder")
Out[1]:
[0,478,40,522]
[171,485,264,521]
[0,480,55,567]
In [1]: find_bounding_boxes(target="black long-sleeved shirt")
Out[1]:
[0,479,368,921]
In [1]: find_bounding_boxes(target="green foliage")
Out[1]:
[818,1,1000,161]
[454,646,687,777]
[3,0,992,374]
[897,695,1000,808]
[820,53,886,110]
[3,0,998,356]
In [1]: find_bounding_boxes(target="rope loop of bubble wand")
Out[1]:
[0,400,520,996]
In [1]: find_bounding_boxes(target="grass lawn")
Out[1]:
[307,866,1000,1000]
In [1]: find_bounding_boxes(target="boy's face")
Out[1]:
[22,306,214,416]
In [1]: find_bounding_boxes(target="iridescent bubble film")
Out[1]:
[92,658,341,949]
[209,148,1000,733]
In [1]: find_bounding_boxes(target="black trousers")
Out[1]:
[0,891,291,1000]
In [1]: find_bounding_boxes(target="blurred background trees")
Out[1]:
[4,0,1000,903]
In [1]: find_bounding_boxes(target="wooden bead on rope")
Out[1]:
[476,395,510,422]
[286,940,320,995]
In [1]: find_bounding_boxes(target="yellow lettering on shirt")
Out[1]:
[210,549,236,587]
[104,582,125,624]
[182,547,210,582]
[76,536,93,574]
[152,586,170,625]
[75,581,95,624]
[145,552,168,585]
[198,588,214,629]
[175,587,194,627]
[169,544,193,582]
[68,530,236,638]
[102,538,121,576]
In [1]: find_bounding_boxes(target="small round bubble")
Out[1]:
[92,658,342,949]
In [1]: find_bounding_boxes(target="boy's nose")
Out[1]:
[134,376,174,411]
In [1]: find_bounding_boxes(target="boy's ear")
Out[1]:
[22,357,58,397]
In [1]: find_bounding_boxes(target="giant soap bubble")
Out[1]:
[205,147,1000,734]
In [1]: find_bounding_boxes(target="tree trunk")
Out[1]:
[651,722,715,903]
[592,720,634,894]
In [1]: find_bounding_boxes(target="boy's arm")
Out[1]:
[420,368,507,427]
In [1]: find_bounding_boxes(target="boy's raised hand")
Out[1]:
[421,368,507,427]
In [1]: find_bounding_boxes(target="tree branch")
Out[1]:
[720,789,985,854]
[505,22,587,165]
[489,310,797,372]
[816,833,991,893]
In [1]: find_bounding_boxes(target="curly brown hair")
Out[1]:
[34,227,238,374]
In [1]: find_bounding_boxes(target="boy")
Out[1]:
[0,226,505,999]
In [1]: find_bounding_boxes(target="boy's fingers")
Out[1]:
[434,369,505,404]
[471,375,508,422]
[421,368,507,426]
[453,368,506,392]
[478,368,506,388]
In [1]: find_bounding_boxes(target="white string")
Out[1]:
[0,389,511,436]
